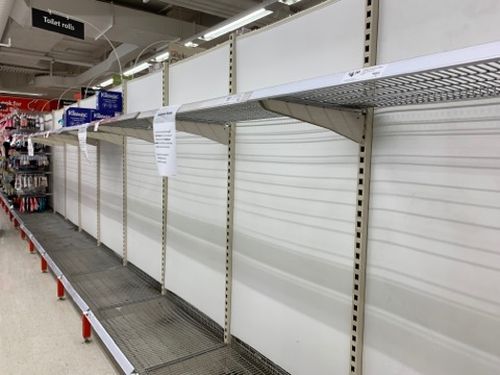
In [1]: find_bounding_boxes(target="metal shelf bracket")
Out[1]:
[259,99,366,144]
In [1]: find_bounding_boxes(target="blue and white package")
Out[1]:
[64,107,93,127]
[91,110,113,121]
[96,90,123,115]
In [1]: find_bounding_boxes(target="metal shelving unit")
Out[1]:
[29,40,500,147]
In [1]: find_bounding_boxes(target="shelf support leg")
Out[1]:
[224,32,237,345]
[122,136,128,266]
[41,257,48,273]
[28,240,35,254]
[96,141,101,246]
[82,313,92,342]
[78,144,82,232]
[161,60,170,295]
[64,143,67,220]
[349,1,379,375]
[57,277,65,300]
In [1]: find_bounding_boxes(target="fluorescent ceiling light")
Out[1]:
[202,8,273,41]
[279,0,303,5]
[154,51,170,63]
[98,78,113,88]
[184,41,199,48]
[123,62,151,77]
[0,90,44,97]
[91,86,100,90]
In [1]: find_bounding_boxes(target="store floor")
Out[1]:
[0,213,119,375]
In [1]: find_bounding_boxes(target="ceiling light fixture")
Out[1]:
[123,62,151,77]
[184,41,199,48]
[98,78,114,88]
[0,90,44,97]
[153,51,170,63]
[202,8,273,41]
[279,0,303,5]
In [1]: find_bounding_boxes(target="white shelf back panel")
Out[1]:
[126,138,162,281]
[65,145,79,225]
[232,118,359,375]
[165,133,228,325]
[169,44,230,105]
[100,141,123,256]
[236,0,365,92]
[378,0,500,64]
[81,145,97,238]
[126,71,163,113]
[364,99,500,375]
[52,145,65,215]
[79,95,97,109]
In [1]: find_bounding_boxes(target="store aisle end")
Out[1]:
[0,212,119,375]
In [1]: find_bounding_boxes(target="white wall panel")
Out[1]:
[236,0,365,92]
[165,134,227,325]
[65,145,78,225]
[126,139,162,281]
[100,141,123,256]
[169,44,229,104]
[81,145,97,238]
[378,0,500,63]
[52,145,65,214]
[125,72,163,280]
[364,99,500,375]
[232,119,359,375]
[126,71,163,113]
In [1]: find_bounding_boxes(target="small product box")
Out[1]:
[64,107,93,127]
[96,90,123,115]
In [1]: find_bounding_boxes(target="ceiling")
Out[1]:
[0,0,326,101]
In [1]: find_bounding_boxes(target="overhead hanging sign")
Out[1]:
[153,105,180,177]
[32,8,85,40]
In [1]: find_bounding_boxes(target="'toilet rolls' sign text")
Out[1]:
[32,8,85,40]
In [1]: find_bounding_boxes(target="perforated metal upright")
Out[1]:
[63,143,67,219]
[161,61,169,295]
[96,140,101,246]
[122,82,128,266]
[77,145,82,232]
[349,1,379,374]
[224,32,237,345]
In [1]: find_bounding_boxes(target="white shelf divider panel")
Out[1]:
[126,138,163,281]
[125,70,163,281]
[100,141,124,256]
[363,99,500,375]
[165,133,228,326]
[81,145,98,238]
[377,0,500,64]
[236,0,365,92]
[52,145,65,215]
[231,118,359,375]
[65,145,79,226]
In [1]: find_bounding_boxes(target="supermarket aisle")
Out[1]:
[0,212,119,375]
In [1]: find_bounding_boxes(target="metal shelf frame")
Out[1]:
[27,39,500,148]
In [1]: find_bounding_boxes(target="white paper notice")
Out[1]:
[153,105,180,177]
[78,127,89,160]
[27,138,34,157]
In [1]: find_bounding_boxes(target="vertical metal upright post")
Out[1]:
[122,81,128,266]
[161,61,169,295]
[77,144,82,232]
[96,140,101,246]
[349,1,379,375]
[224,32,237,345]
[63,143,67,219]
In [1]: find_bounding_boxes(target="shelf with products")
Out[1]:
[0,136,51,213]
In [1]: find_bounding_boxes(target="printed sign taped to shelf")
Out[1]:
[342,64,387,83]
[153,105,180,177]
[27,138,34,157]
[78,127,89,161]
